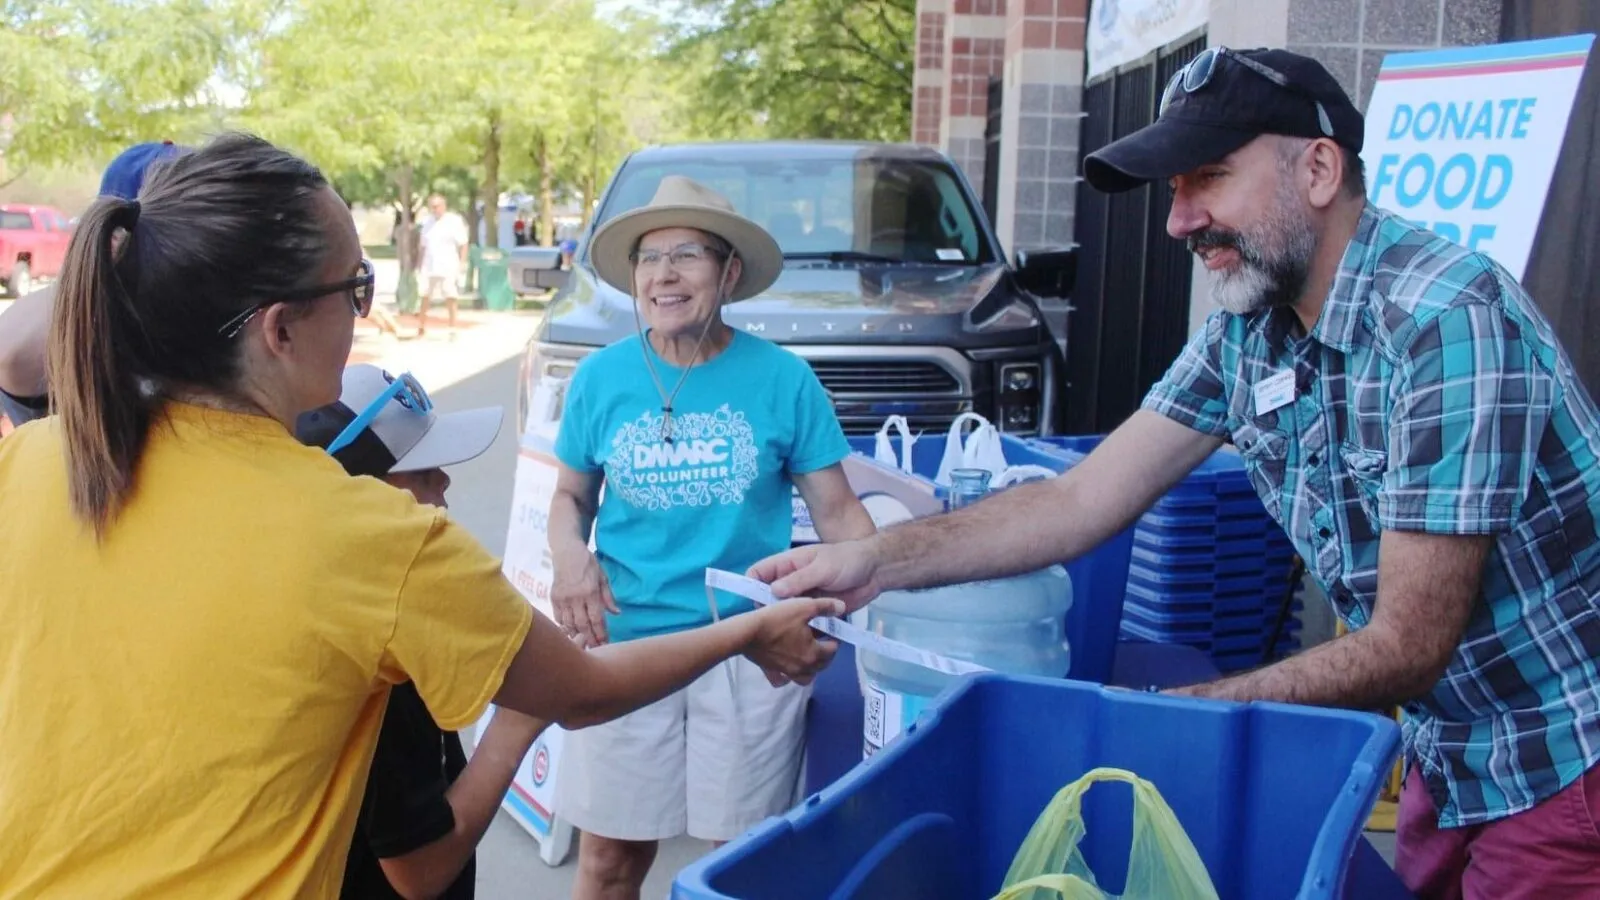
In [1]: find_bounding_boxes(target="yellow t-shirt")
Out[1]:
[0,403,533,898]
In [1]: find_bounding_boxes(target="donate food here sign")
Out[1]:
[1362,35,1594,280]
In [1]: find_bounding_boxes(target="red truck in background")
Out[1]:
[0,204,73,298]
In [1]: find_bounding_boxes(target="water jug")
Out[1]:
[860,564,1072,757]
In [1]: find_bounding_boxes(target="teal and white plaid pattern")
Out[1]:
[1144,203,1600,827]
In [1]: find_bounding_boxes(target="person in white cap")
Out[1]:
[297,364,534,900]
[547,175,877,897]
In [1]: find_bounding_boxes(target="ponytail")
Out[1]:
[48,198,152,537]
[45,133,330,537]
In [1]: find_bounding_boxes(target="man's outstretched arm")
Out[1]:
[1173,530,1489,708]
[753,411,1223,608]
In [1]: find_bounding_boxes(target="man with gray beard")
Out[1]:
[747,48,1600,900]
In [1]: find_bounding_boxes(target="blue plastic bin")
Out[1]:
[679,675,1402,900]
[839,433,1135,685]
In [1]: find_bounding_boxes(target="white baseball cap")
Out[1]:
[295,364,503,477]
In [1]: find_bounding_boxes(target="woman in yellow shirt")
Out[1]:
[0,133,840,899]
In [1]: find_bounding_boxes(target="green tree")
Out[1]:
[489,5,687,244]
[448,0,548,248]
[247,0,481,284]
[666,0,914,142]
[0,0,268,184]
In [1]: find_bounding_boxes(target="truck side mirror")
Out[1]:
[1014,247,1077,299]
[508,246,570,293]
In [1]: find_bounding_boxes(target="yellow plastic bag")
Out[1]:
[991,767,1221,900]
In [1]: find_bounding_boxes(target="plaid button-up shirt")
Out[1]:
[1144,203,1600,827]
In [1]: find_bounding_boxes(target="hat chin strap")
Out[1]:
[631,252,737,444]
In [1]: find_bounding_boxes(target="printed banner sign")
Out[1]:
[473,432,575,866]
[1087,0,1208,81]
[1362,35,1595,279]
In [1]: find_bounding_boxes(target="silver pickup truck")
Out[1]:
[514,141,1072,437]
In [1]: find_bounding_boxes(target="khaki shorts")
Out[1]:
[555,655,810,842]
[423,274,459,300]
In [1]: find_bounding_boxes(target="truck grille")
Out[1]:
[807,360,960,394]
[804,357,970,435]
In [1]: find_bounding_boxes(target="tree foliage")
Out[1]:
[1,0,917,231]
[666,0,915,142]
[0,0,269,184]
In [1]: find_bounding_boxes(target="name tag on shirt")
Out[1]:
[1253,369,1296,416]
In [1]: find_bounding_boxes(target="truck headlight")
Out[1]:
[997,362,1041,433]
[517,341,589,438]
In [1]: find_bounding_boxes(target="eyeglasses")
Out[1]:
[628,243,725,272]
[1160,47,1335,139]
[324,370,433,456]
[217,258,376,339]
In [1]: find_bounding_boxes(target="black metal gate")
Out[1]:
[1063,36,1205,435]
[982,75,1004,223]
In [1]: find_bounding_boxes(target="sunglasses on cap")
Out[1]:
[1161,47,1335,138]
[217,258,376,339]
[324,370,434,456]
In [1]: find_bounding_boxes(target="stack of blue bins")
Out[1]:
[1032,438,1303,673]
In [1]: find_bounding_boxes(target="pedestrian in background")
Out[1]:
[418,193,469,339]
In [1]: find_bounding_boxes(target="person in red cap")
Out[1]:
[749,47,1600,900]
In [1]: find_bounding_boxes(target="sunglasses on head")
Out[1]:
[217,258,376,339]
[324,371,433,457]
[1161,47,1335,139]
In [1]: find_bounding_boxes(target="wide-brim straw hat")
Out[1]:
[588,175,783,302]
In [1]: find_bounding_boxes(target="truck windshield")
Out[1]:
[596,154,994,265]
[0,212,32,230]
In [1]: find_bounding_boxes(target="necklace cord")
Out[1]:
[631,252,736,442]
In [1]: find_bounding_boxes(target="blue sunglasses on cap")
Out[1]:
[324,371,434,457]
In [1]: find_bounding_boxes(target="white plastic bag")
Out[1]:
[993,464,1058,489]
[873,415,917,474]
[935,413,1009,487]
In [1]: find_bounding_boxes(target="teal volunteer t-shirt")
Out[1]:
[554,330,850,642]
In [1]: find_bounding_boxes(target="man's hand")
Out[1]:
[747,539,882,613]
[549,546,619,647]
[739,596,846,686]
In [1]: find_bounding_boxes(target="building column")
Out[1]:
[912,0,949,146]
[994,0,1087,256]
[939,0,1009,197]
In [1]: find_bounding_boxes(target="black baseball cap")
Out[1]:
[1084,48,1364,194]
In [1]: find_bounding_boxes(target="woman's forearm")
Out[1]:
[561,617,753,728]
[816,500,877,543]
[546,488,595,560]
